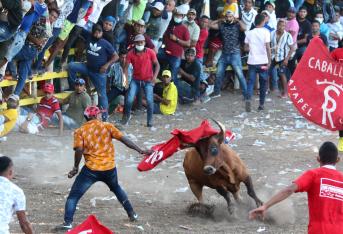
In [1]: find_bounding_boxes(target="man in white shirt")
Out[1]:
[158,0,176,49]
[0,156,32,234]
[241,0,257,31]
[244,13,271,112]
[328,10,343,51]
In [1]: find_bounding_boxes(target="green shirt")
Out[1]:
[65,91,92,126]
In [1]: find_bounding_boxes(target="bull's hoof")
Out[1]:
[187,203,215,218]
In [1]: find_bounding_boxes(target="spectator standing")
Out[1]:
[209,10,247,100]
[249,142,343,234]
[307,20,329,46]
[0,94,19,138]
[295,6,312,61]
[146,2,165,48]
[241,0,258,31]
[315,11,330,39]
[122,34,160,127]
[131,0,148,22]
[244,14,271,112]
[327,10,343,51]
[183,8,200,48]
[57,106,152,230]
[285,7,299,75]
[124,19,155,51]
[264,1,277,31]
[195,15,210,81]
[158,0,176,49]
[157,6,190,90]
[67,24,118,121]
[0,156,33,234]
[270,19,295,97]
[153,70,178,115]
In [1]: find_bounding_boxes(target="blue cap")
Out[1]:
[75,78,86,85]
[104,16,116,25]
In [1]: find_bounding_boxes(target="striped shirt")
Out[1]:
[271,30,293,62]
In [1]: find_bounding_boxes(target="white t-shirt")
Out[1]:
[0,177,26,234]
[88,0,112,24]
[245,27,271,65]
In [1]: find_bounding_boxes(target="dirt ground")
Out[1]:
[2,91,341,234]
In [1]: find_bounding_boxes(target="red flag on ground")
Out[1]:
[288,37,343,131]
[67,215,113,234]
[137,120,235,171]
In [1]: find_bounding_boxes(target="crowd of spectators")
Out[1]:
[0,0,342,134]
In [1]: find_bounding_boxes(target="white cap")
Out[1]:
[261,10,271,17]
[175,4,189,15]
[152,2,165,12]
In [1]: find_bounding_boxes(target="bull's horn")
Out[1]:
[211,119,226,143]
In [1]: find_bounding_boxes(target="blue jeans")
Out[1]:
[246,64,268,106]
[157,49,181,90]
[64,166,133,224]
[124,79,154,126]
[0,21,16,42]
[153,102,161,114]
[5,30,28,62]
[13,44,38,95]
[214,53,247,98]
[34,27,61,70]
[68,62,108,120]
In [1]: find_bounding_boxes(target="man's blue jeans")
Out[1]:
[64,166,133,224]
[68,62,108,120]
[246,64,268,106]
[0,21,15,42]
[214,52,247,98]
[124,79,154,126]
[13,44,38,95]
[157,49,181,90]
[34,27,61,70]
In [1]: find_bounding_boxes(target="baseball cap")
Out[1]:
[175,5,188,15]
[104,16,116,25]
[261,10,271,17]
[75,78,86,85]
[288,6,297,13]
[43,83,54,94]
[152,2,164,12]
[162,70,172,77]
[265,1,275,8]
[134,34,145,42]
[84,106,105,118]
[135,19,145,26]
[8,94,19,102]
[200,80,208,87]
[188,8,197,14]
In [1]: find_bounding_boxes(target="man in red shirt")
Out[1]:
[124,19,155,52]
[249,141,343,234]
[122,34,160,127]
[330,48,343,152]
[157,5,190,91]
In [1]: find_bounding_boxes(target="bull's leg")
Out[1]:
[216,187,234,214]
[189,181,204,203]
[243,175,263,207]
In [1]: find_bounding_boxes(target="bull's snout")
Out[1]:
[203,165,216,175]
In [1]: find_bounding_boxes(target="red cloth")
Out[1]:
[127,48,157,81]
[288,37,343,131]
[163,24,190,57]
[137,120,234,171]
[294,167,343,234]
[195,28,209,59]
[67,215,113,234]
[331,48,343,63]
[37,96,61,127]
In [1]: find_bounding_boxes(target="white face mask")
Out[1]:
[315,17,323,24]
[174,16,182,23]
[187,19,194,23]
[135,45,144,51]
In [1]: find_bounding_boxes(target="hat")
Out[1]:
[200,80,208,87]
[261,10,271,17]
[135,19,145,26]
[43,83,54,94]
[152,2,164,12]
[162,70,172,77]
[75,78,86,85]
[84,106,104,118]
[288,6,297,13]
[7,94,19,102]
[225,10,234,16]
[188,8,197,15]
[185,47,196,56]
[104,16,116,25]
[175,5,188,15]
[265,1,275,8]
[134,34,145,42]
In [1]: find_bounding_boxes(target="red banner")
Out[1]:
[67,215,113,234]
[288,37,343,131]
[137,120,235,171]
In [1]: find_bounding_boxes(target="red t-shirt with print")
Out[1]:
[294,166,343,234]
[163,24,190,58]
[37,96,61,127]
[127,48,157,81]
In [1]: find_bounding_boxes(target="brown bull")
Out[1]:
[183,120,262,213]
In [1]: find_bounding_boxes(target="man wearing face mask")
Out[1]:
[67,24,119,121]
[158,5,190,92]
[183,8,200,48]
[122,34,160,127]
[315,12,330,40]
[125,19,155,51]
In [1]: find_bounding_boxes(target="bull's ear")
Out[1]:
[212,119,225,144]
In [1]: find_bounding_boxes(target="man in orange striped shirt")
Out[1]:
[58,106,152,230]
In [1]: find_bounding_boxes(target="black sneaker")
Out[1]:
[257,105,264,111]
[245,100,251,112]
[128,212,138,222]
[209,92,221,99]
[147,123,153,128]
[121,115,131,125]
[55,222,72,230]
